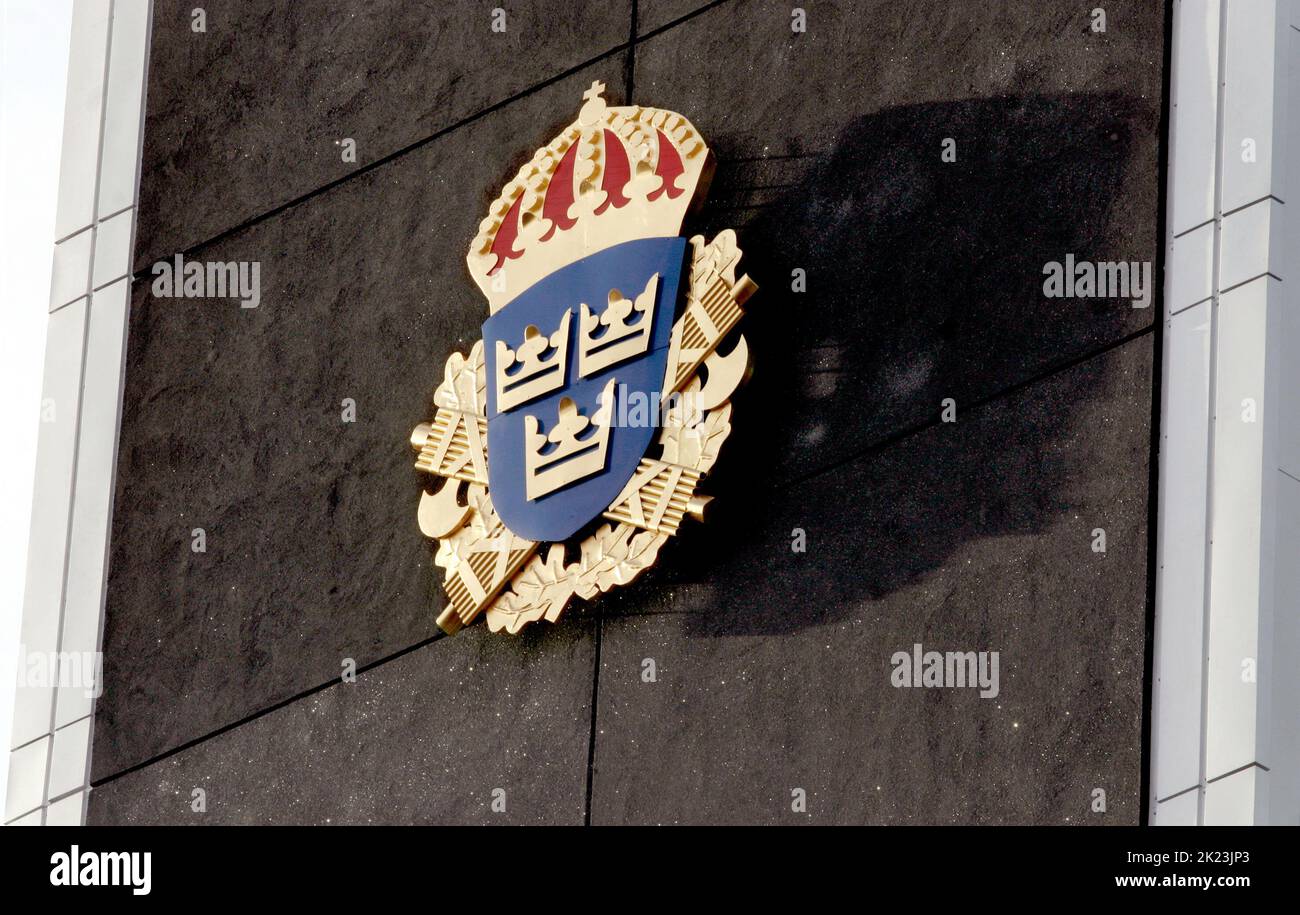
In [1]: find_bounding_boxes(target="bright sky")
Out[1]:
[0,0,75,809]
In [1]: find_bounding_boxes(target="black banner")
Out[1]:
[1,826,1282,898]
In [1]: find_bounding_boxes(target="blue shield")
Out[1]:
[483,236,686,542]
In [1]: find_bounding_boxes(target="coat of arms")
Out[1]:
[411,81,756,634]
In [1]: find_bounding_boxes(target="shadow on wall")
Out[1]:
[597,92,1149,636]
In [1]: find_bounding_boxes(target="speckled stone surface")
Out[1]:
[637,0,717,35]
[590,338,1153,824]
[632,0,1163,485]
[134,0,633,269]
[93,0,1165,822]
[88,621,595,825]
[95,62,628,780]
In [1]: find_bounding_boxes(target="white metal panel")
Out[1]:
[1281,30,1300,481]
[1169,0,1222,234]
[1269,471,1300,825]
[1204,278,1272,780]
[1151,300,1212,801]
[46,716,91,800]
[91,208,134,291]
[1151,789,1199,825]
[44,790,87,826]
[1202,765,1267,824]
[1289,21,1300,203]
[53,0,111,240]
[4,0,153,825]
[4,737,50,823]
[1168,222,1215,315]
[49,228,92,310]
[56,279,130,729]
[1155,0,1299,825]
[1220,0,1285,214]
[1283,232,1300,481]
[97,0,150,217]
[12,299,89,750]
[1218,198,1282,291]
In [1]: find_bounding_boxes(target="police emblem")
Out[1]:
[410,81,756,635]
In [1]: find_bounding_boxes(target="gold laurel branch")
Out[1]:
[485,524,668,634]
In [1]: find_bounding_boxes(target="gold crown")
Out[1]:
[494,310,571,413]
[578,273,659,377]
[523,378,616,500]
[468,81,714,313]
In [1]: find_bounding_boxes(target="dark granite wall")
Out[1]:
[89,0,1166,824]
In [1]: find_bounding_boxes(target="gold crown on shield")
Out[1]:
[467,81,715,313]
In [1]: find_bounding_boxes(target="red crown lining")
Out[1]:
[593,129,631,215]
[486,128,690,276]
[539,142,578,242]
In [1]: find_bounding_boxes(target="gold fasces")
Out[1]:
[696,336,750,411]
[412,340,490,484]
[588,229,757,539]
[661,231,757,401]
[603,458,702,536]
[598,227,756,541]
[417,480,471,540]
[578,273,659,378]
[495,309,572,413]
[686,494,712,522]
[434,608,464,635]
[412,408,489,484]
[432,487,537,634]
[415,469,540,636]
[603,368,737,539]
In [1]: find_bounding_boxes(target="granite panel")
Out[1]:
[134,0,633,269]
[94,0,1165,823]
[637,0,717,35]
[635,0,1163,485]
[589,337,1153,824]
[89,620,594,824]
[95,62,627,779]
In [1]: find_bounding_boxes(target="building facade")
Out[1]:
[5,0,1297,826]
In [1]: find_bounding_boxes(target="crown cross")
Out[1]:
[523,378,616,500]
[579,274,659,378]
[495,309,572,413]
[579,81,608,126]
